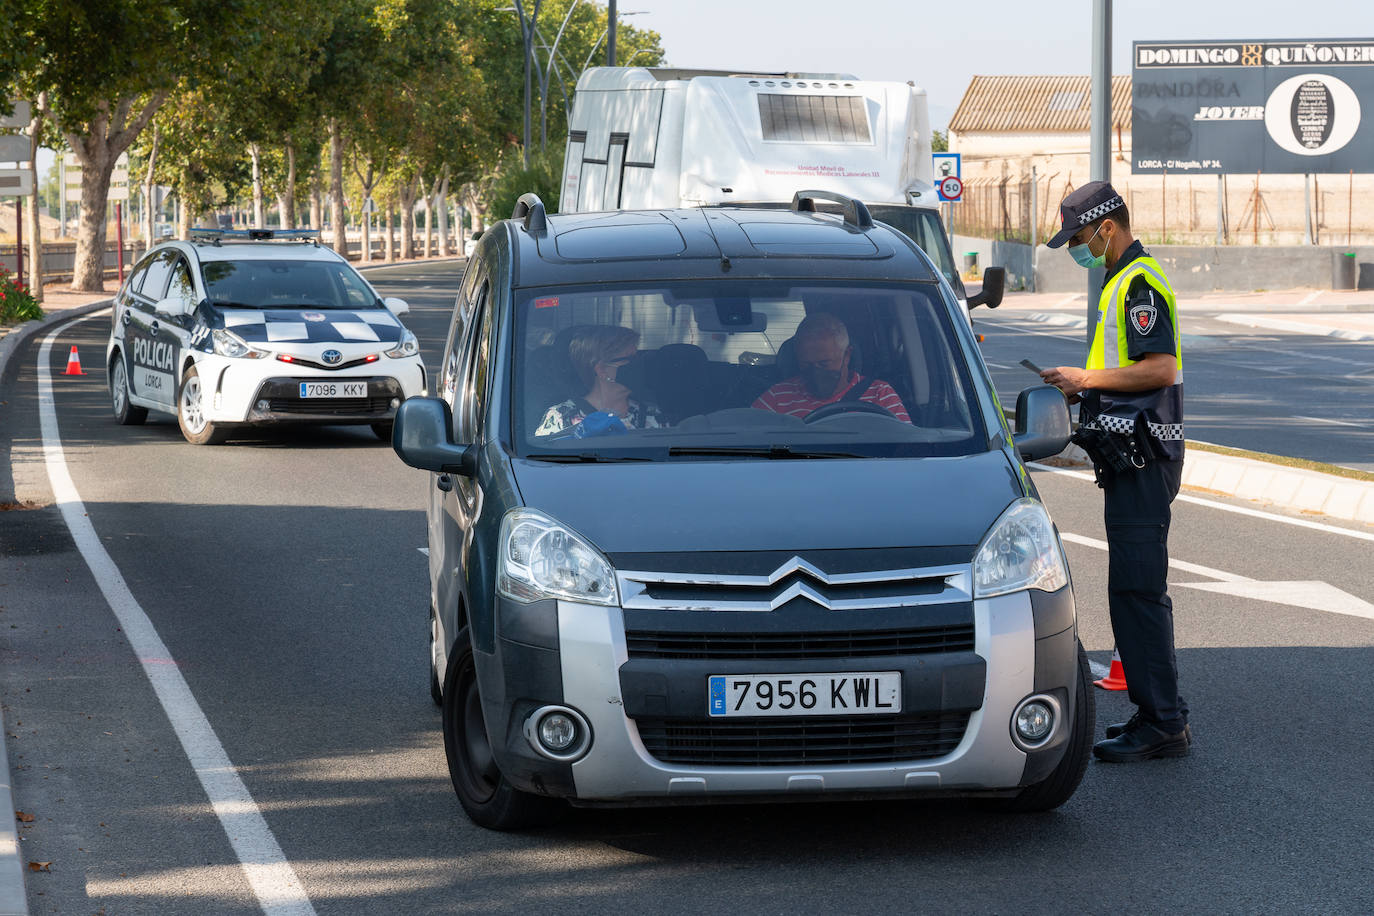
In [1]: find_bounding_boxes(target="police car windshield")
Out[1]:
[510,280,987,461]
[200,260,379,310]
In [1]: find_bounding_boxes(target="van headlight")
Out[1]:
[385,329,419,359]
[497,509,619,606]
[972,498,1069,598]
[212,328,268,359]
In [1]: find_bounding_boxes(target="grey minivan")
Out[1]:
[394,192,1091,829]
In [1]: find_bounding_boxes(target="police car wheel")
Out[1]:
[985,642,1095,813]
[442,628,563,830]
[109,357,148,426]
[371,421,394,443]
[177,366,229,446]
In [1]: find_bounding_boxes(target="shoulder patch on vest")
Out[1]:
[1129,301,1158,334]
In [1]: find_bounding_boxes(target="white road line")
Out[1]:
[1297,290,1322,306]
[418,547,429,556]
[1058,532,1251,582]
[1030,461,1374,543]
[38,318,315,916]
[981,322,1083,342]
[1294,415,1371,430]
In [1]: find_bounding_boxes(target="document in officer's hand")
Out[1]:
[1019,359,1044,376]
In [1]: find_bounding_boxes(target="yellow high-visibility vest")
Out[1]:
[1087,253,1183,379]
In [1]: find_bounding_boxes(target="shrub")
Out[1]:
[485,147,563,225]
[0,266,42,325]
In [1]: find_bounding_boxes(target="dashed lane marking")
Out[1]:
[38,316,315,916]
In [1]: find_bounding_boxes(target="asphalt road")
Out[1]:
[975,308,1374,472]
[1,260,1372,914]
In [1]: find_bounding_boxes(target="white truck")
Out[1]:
[558,66,1003,311]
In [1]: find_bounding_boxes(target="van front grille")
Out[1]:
[625,624,975,660]
[634,712,969,766]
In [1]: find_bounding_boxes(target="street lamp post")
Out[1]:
[607,0,616,67]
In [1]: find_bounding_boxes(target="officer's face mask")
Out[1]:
[800,366,843,398]
[1068,224,1107,269]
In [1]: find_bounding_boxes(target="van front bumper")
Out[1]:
[486,588,1078,803]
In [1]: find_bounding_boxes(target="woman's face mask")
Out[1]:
[1068,223,1107,269]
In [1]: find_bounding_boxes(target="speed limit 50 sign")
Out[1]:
[937,175,963,202]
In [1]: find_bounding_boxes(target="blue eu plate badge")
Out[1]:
[709,676,727,716]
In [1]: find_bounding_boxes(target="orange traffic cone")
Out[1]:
[1094,649,1128,691]
[63,346,85,376]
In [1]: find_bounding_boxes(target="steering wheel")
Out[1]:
[802,401,898,423]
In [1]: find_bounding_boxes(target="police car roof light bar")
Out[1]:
[188,228,322,247]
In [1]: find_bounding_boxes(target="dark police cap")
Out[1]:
[1046,180,1126,249]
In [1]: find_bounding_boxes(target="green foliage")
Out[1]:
[486,147,563,224]
[0,265,42,325]
[931,129,949,153]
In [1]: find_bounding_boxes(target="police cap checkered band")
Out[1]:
[1047,180,1127,248]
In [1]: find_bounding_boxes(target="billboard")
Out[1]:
[1131,39,1374,174]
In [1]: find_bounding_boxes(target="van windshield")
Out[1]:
[513,280,988,461]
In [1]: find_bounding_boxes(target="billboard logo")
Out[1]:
[1265,73,1361,156]
[1241,44,1263,67]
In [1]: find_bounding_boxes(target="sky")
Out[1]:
[621,0,1374,129]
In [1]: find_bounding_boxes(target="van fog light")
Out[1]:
[524,705,591,761]
[390,397,401,408]
[1013,697,1056,746]
[539,713,577,751]
[256,399,269,410]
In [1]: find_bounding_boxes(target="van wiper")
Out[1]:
[528,452,654,463]
[668,445,867,459]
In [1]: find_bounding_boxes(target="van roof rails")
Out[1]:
[512,193,548,233]
[189,228,321,247]
[791,190,873,231]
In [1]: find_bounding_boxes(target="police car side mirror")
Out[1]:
[1012,385,1071,461]
[393,396,477,477]
[382,296,410,317]
[967,266,1005,310]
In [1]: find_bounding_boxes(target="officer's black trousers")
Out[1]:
[1101,458,1188,734]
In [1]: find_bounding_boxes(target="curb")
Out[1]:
[1043,442,1374,527]
[1212,313,1374,342]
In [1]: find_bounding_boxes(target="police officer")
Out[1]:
[1040,180,1190,763]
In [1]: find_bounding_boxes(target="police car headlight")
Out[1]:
[212,329,267,359]
[972,498,1069,598]
[497,509,619,606]
[384,329,419,359]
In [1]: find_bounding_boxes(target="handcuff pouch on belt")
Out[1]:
[1071,410,1150,486]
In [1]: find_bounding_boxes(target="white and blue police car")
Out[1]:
[105,229,425,444]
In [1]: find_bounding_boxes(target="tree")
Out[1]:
[932,129,949,153]
[23,0,291,289]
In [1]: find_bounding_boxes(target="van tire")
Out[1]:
[442,628,563,830]
[177,365,229,445]
[109,356,148,425]
[990,641,1094,813]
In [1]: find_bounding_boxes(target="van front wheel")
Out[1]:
[442,629,563,830]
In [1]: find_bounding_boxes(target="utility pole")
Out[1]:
[1088,0,1112,339]
[607,0,617,67]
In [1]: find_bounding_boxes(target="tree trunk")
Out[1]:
[142,123,159,245]
[283,139,297,229]
[310,177,322,231]
[176,176,192,239]
[384,205,395,262]
[67,94,167,291]
[398,176,419,260]
[26,97,44,302]
[437,174,450,256]
[329,119,346,256]
[249,143,265,228]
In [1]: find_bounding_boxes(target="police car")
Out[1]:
[105,229,425,444]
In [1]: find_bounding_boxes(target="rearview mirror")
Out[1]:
[392,397,477,476]
[1012,385,1071,461]
[967,266,1005,310]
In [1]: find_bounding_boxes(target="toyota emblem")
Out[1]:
[322,349,343,365]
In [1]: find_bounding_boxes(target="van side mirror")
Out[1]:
[392,397,477,476]
[1012,385,1071,461]
[967,266,1005,310]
